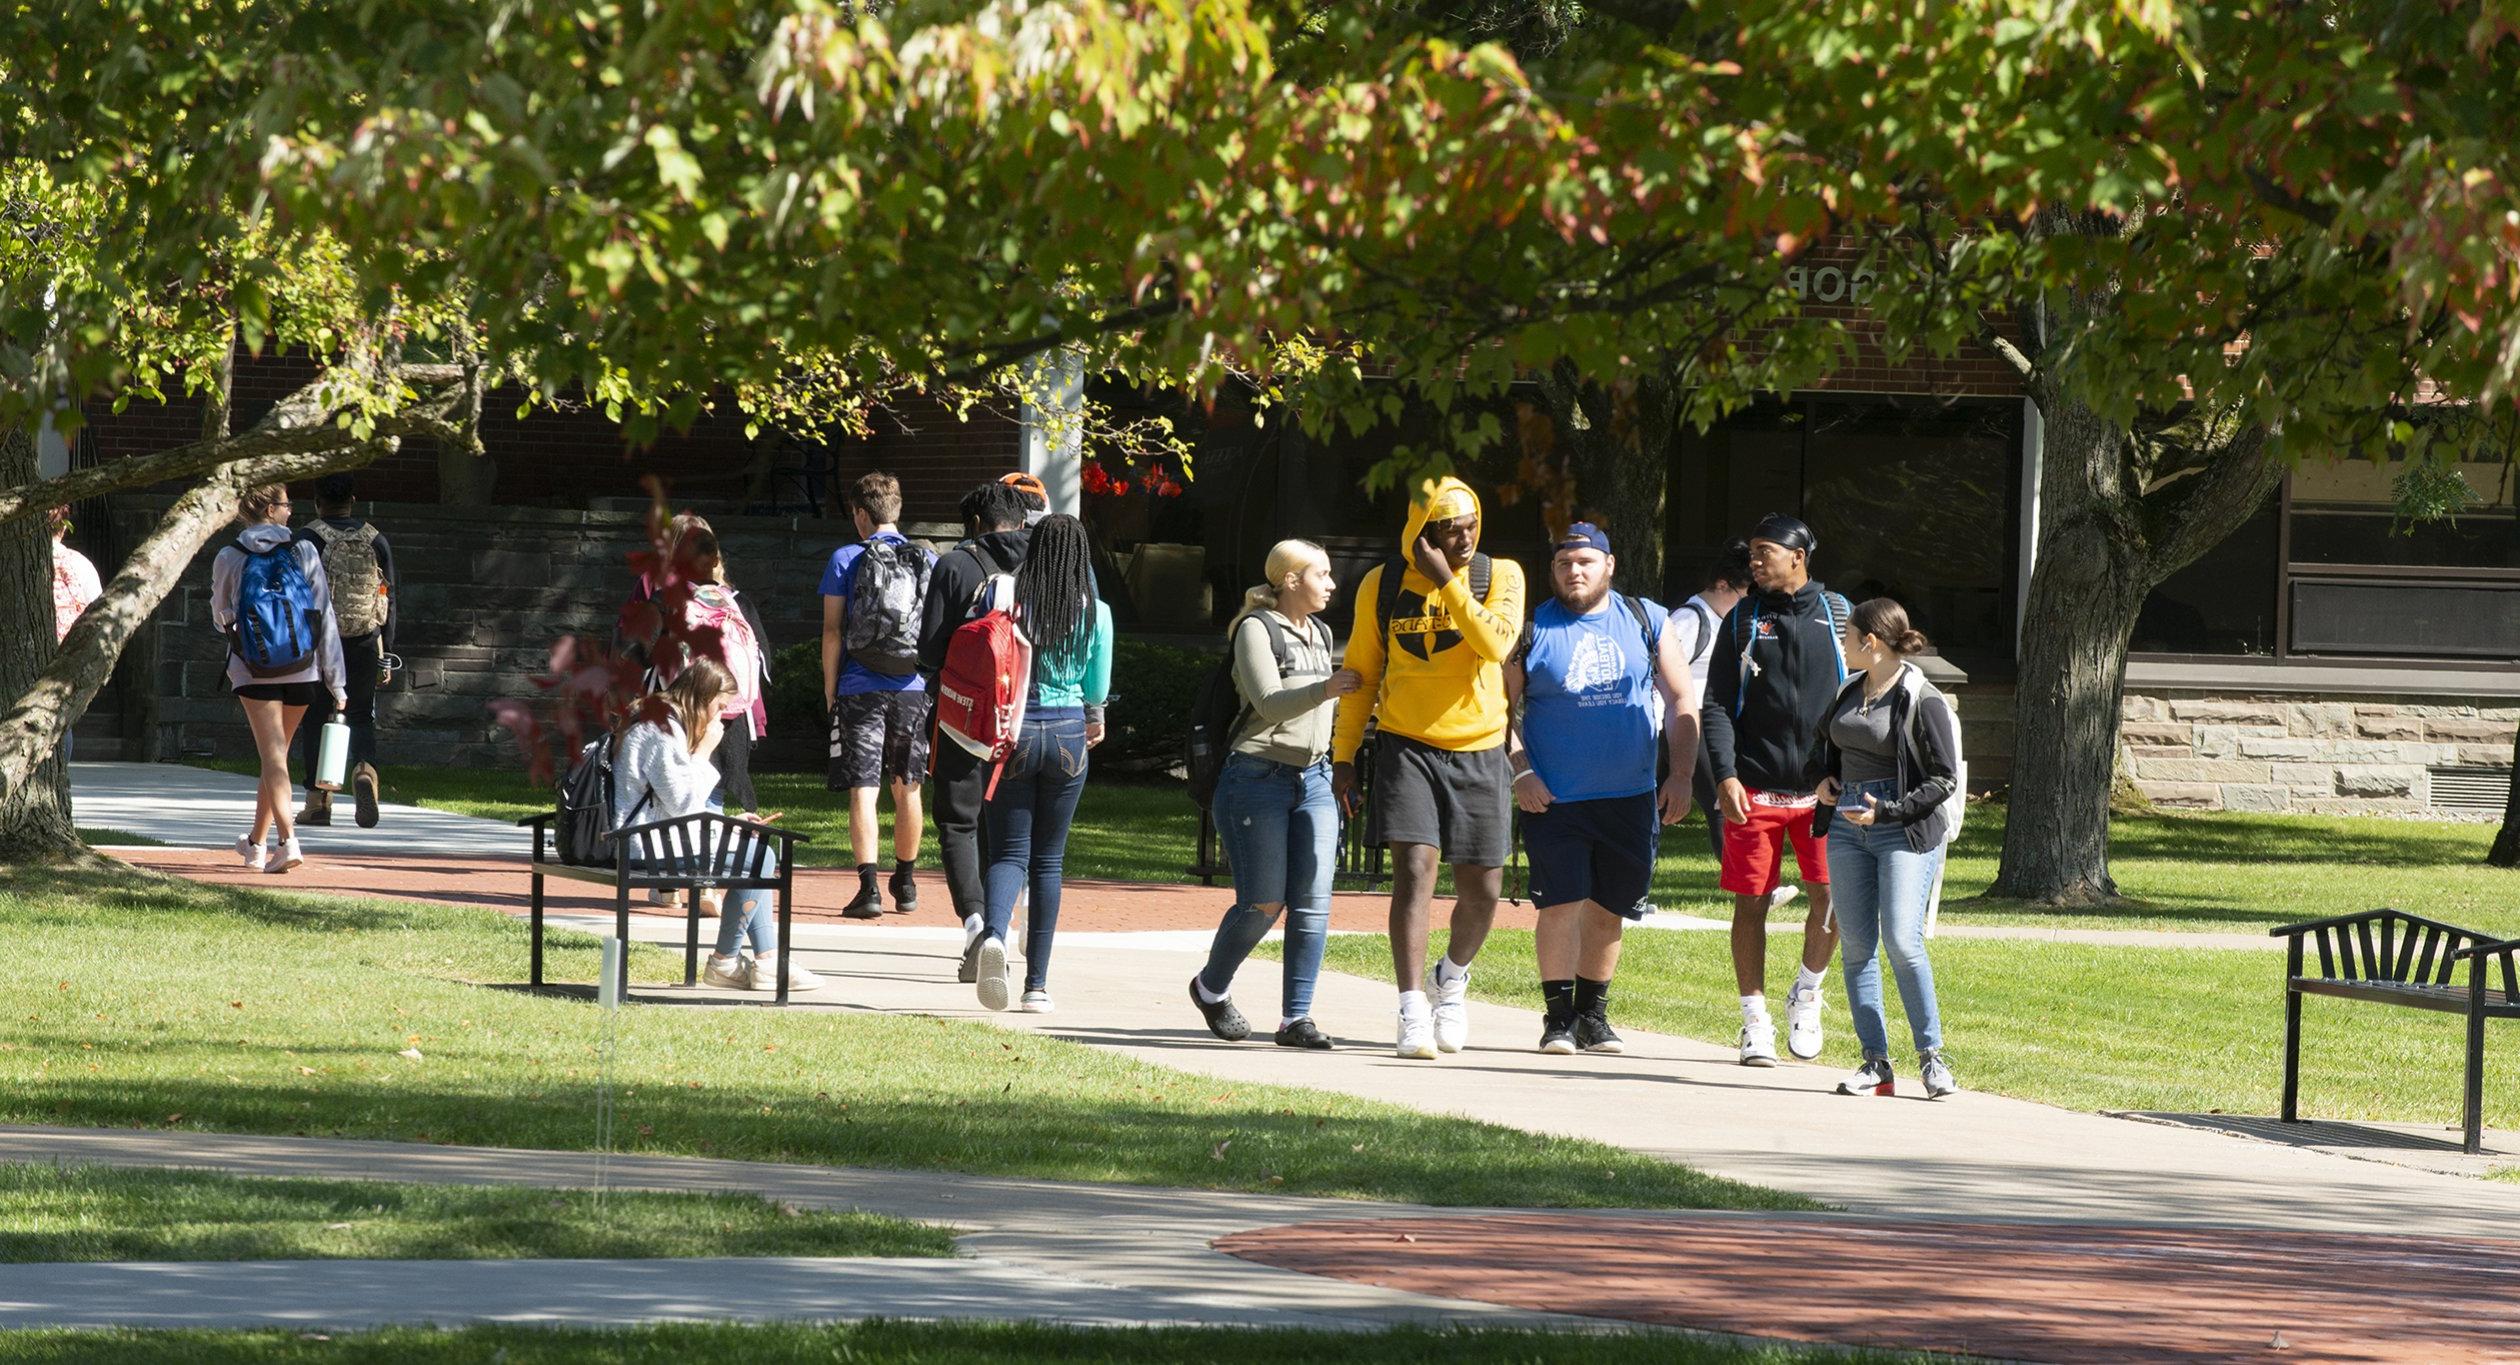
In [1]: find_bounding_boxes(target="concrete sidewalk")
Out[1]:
[0,1125,1617,1335]
[73,761,519,860]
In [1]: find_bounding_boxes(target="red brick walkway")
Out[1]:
[1222,1213,2520,1362]
[111,848,1544,935]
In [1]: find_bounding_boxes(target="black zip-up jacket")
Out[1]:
[916,528,1030,678]
[1810,666,1961,852]
[1700,578,1851,794]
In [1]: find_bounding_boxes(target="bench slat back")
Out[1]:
[2304,911,2481,987]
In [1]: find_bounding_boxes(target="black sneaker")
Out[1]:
[841,884,885,920]
[1538,1014,1578,1055]
[1574,1012,1624,1055]
[1274,1017,1333,1050]
[888,865,920,913]
[1189,978,1251,1041]
[956,934,983,983]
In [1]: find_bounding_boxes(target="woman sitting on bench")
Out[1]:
[616,658,822,994]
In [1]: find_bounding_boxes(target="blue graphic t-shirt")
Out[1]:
[1520,595,1668,802]
[819,533,931,696]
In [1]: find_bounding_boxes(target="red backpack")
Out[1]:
[934,571,1030,797]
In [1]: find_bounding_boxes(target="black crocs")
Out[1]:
[1189,978,1251,1041]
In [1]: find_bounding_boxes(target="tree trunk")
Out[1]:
[1990,395,2150,904]
[2488,723,2520,867]
[1537,366,1680,598]
[436,438,498,505]
[0,425,75,860]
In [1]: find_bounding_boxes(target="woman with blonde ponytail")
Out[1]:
[1187,540,1362,1050]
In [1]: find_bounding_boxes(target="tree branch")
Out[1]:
[2141,420,2279,580]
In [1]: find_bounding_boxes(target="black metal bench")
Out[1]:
[520,810,809,1004]
[2273,908,2520,1153]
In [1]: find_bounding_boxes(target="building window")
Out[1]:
[2133,491,2280,656]
[2285,459,2520,659]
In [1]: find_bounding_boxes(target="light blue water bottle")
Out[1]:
[314,716,351,792]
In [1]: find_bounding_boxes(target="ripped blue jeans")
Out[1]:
[982,708,1090,992]
[1197,753,1335,1019]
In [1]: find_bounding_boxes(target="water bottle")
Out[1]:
[314,715,351,792]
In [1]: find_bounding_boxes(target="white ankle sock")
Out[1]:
[1740,993,1769,1021]
[962,913,985,944]
[1193,977,1228,1005]
[1399,989,1430,1017]
[1278,1016,1302,1033]
[1795,965,1826,997]
[1435,956,1470,986]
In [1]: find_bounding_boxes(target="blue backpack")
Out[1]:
[230,541,321,677]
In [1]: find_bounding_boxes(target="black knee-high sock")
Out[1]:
[1576,976,1611,1017]
[1541,979,1576,1022]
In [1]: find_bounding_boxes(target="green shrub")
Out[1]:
[1103,634,1216,773]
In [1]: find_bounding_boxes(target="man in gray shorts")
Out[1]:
[1331,476,1528,1059]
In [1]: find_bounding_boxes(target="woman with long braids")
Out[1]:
[973,514,1112,1012]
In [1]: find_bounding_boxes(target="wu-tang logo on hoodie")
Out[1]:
[1390,594,1467,661]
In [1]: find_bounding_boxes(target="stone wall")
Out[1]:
[2120,692,2519,818]
[115,500,866,770]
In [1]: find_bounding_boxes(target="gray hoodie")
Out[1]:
[210,523,348,698]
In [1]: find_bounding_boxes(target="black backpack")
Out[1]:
[842,535,930,677]
[1185,613,1315,809]
[554,735,649,869]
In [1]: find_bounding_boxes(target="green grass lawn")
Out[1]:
[0,862,1796,1213]
[1292,929,2520,1133]
[201,760,2518,935]
[0,1163,951,1262]
[0,1323,1925,1364]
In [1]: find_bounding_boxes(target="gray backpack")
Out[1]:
[306,521,386,637]
[842,535,930,677]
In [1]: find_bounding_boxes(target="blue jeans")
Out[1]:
[1198,754,1335,1019]
[1827,778,1945,1058]
[983,709,1090,992]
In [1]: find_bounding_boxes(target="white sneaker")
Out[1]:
[702,953,750,990]
[1738,1015,1779,1067]
[975,936,1011,1012]
[1836,1058,1895,1096]
[266,837,304,874]
[1785,983,1825,1060]
[1431,969,1470,1053]
[1019,990,1054,1014]
[1767,883,1800,913]
[1395,1007,1437,1060]
[748,952,823,993]
[236,836,266,872]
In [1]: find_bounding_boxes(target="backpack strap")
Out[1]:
[1615,592,1656,659]
[1730,598,1758,718]
[1683,599,1718,666]
[1380,552,1495,657]
[1819,587,1850,685]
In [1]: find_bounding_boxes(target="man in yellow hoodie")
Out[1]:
[1333,475,1527,1059]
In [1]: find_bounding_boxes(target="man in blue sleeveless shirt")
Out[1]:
[1504,523,1699,1055]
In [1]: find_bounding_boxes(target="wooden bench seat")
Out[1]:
[520,810,809,1004]
[2273,908,2520,1154]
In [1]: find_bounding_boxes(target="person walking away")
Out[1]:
[1504,523,1697,1055]
[1701,513,1851,1066]
[919,481,1033,982]
[1187,540,1362,1050]
[1332,475,1527,1059]
[48,507,102,763]
[1670,540,1752,864]
[210,484,347,874]
[972,514,1111,1012]
[292,475,397,828]
[1814,599,1962,1098]
[656,527,773,819]
[822,471,935,920]
[616,511,714,672]
[615,659,822,994]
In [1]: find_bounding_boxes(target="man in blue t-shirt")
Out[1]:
[1503,522,1700,1055]
[820,472,937,919]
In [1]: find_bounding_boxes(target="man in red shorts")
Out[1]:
[1700,514,1852,1066]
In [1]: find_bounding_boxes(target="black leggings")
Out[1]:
[712,713,759,813]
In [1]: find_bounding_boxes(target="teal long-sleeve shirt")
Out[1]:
[1031,600,1113,709]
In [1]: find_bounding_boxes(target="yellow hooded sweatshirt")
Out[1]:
[1332,475,1527,761]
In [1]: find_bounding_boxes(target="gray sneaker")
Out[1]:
[957,934,983,984]
[1921,1051,1960,1098]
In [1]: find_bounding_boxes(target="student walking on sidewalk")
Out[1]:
[1814,599,1962,1098]
[972,514,1111,1013]
[1333,476,1527,1060]
[919,481,1033,981]
[210,484,347,875]
[1701,513,1851,1067]
[821,472,934,919]
[616,659,821,995]
[1504,523,1697,1056]
[1188,540,1362,1051]
[293,474,397,829]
